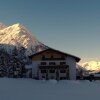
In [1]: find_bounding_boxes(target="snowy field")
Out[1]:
[0,78,100,100]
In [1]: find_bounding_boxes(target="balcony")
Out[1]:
[42,57,65,61]
[39,65,69,69]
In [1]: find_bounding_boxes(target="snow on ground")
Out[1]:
[0,78,100,100]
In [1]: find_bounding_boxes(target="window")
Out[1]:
[42,76,45,78]
[49,62,55,65]
[60,70,66,73]
[41,70,46,73]
[51,55,54,58]
[41,62,46,65]
[51,76,55,79]
[49,70,55,73]
[61,56,65,60]
[60,77,66,80]
[60,62,66,65]
[42,55,45,59]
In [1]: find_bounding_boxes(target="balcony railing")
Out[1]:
[42,57,65,60]
[39,65,69,69]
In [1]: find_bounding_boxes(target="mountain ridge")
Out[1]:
[81,61,100,72]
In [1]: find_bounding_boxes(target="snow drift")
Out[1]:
[0,78,99,100]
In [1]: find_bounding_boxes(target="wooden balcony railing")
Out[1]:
[42,57,65,60]
[39,65,69,69]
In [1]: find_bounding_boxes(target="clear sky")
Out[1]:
[0,0,100,63]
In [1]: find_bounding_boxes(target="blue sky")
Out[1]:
[0,0,100,63]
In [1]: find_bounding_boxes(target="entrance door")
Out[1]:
[56,70,59,80]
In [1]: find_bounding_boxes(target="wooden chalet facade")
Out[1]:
[29,48,80,80]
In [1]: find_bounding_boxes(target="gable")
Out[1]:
[31,49,66,61]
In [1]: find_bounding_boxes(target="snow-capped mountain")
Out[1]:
[0,23,48,77]
[0,23,47,56]
[81,61,100,71]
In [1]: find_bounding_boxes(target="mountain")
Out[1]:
[0,23,48,77]
[0,23,47,56]
[81,61,100,72]
[0,23,7,30]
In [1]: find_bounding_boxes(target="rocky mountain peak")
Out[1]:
[0,23,47,56]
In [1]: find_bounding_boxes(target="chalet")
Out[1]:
[29,48,81,80]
